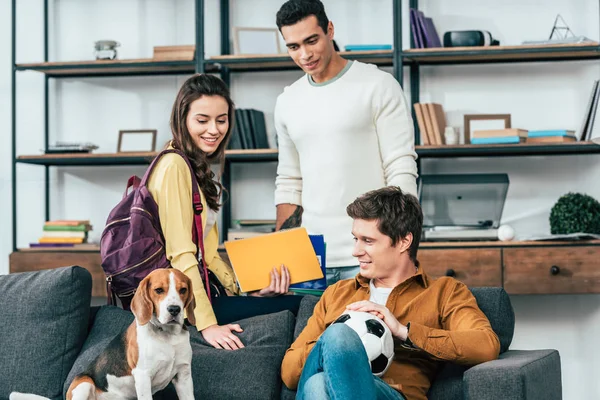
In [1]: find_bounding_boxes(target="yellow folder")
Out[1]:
[224,227,324,293]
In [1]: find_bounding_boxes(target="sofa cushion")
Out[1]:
[65,306,295,400]
[63,305,134,396]
[0,266,92,400]
[190,309,295,400]
[470,287,514,353]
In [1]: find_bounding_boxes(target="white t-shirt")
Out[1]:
[369,280,393,306]
[274,60,418,268]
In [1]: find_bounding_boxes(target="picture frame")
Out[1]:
[232,27,282,55]
[117,129,157,153]
[463,114,511,144]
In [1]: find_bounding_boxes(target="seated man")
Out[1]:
[281,186,501,400]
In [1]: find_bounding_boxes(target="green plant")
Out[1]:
[549,192,600,234]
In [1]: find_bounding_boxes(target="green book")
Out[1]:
[43,224,90,232]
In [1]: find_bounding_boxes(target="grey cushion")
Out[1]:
[191,310,295,400]
[470,287,515,353]
[0,266,92,400]
[293,295,320,340]
[65,306,295,400]
[464,349,562,400]
[64,305,133,396]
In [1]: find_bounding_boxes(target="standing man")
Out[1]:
[274,0,418,285]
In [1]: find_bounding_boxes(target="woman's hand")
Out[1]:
[201,323,245,350]
[249,265,290,297]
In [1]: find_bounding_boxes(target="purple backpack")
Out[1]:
[100,149,213,310]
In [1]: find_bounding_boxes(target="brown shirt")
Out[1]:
[281,268,501,400]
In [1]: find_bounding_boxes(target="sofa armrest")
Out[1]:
[464,349,561,400]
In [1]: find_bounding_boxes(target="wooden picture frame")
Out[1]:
[463,114,511,144]
[117,129,157,153]
[232,27,282,55]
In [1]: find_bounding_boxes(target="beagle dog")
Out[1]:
[11,268,196,400]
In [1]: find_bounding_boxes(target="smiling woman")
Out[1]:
[142,74,303,352]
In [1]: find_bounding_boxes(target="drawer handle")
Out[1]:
[445,269,456,277]
[550,265,561,276]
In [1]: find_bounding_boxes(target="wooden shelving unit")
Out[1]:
[14,59,205,77]
[15,43,599,78]
[401,42,600,64]
[208,50,393,71]
[15,142,600,167]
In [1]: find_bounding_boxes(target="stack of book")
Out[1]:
[526,130,576,143]
[413,103,447,145]
[227,109,271,150]
[409,8,442,49]
[227,219,276,242]
[471,128,528,145]
[30,220,94,250]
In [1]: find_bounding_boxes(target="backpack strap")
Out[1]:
[141,149,212,301]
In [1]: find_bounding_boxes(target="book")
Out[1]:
[224,227,324,292]
[472,128,528,138]
[527,130,575,138]
[526,136,576,143]
[344,44,392,51]
[289,234,327,291]
[470,136,525,144]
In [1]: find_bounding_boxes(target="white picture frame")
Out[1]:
[117,130,157,153]
[232,27,282,55]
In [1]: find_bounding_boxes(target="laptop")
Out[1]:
[418,174,509,241]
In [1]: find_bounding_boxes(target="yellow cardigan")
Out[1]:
[147,151,240,331]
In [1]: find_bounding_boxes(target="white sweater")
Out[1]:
[274,61,418,268]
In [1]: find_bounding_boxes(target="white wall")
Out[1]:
[1,0,599,398]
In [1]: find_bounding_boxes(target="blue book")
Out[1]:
[527,130,575,138]
[344,44,392,51]
[290,234,327,290]
[471,136,523,144]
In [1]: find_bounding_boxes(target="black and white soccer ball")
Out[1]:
[333,310,395,377]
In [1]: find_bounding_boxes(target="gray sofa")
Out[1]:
[0,266,562,400]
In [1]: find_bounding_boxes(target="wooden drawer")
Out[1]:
[10,251,106,298]
[418,248,502,287]
[503,246,600,294]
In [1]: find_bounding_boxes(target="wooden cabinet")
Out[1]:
[419,248,502,287]
[9,240,600,295]
[9,251,106,298]
[419,240,600,294]
[503,246,600,294]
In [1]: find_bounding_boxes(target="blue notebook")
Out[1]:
[528,130,575,138]
[471,136,523,144]
[290,234,327,290]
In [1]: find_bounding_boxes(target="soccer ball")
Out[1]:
[333,310,395,377]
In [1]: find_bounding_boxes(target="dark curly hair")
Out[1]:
[346,186,423,265]
[276,0,329,34]
[168,74,234,211]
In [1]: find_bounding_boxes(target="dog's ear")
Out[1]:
[184,275,196,327]
[131,276,153,325]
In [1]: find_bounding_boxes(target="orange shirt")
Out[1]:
[281,268,501,400]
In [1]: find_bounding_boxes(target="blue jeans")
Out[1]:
[326,265,360,285]
[297,324,405,400]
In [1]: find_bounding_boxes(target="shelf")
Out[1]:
[16,142,599,166]
[402,43,600,65]
[208,50,393,71]
[16,149,279,166]
[15,44,600,78]
[17,152,158,166]
[417,141,600,158]
[225,149,278,162]
[420,240,600,248]
[15,59,206,78]
[17,246,100,252]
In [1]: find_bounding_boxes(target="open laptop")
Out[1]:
[418,174,509,241]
